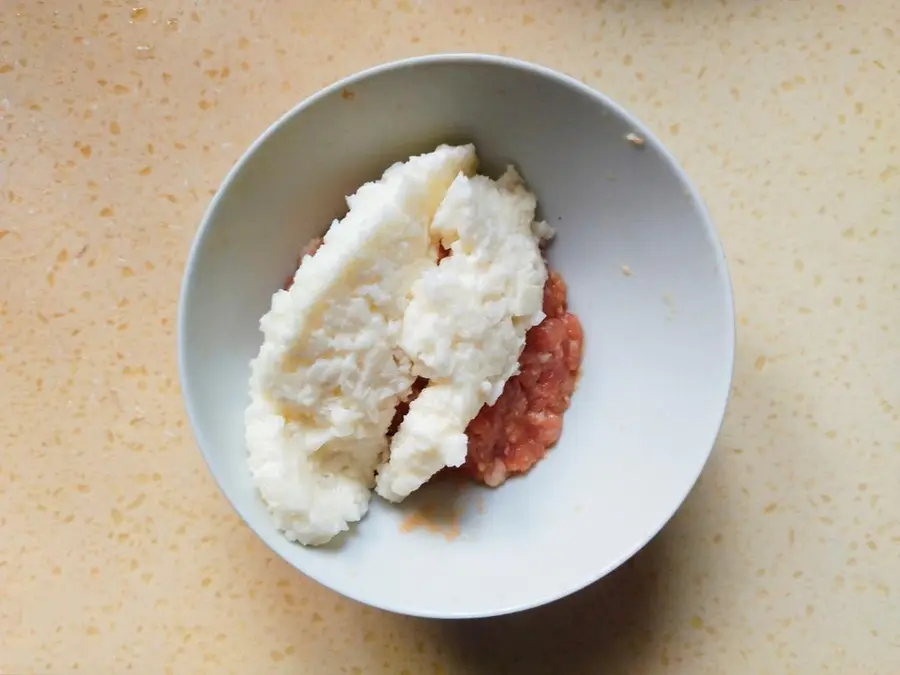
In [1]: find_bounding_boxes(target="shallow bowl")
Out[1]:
[178,54,735,618]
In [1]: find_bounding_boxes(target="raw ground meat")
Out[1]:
[285,237,583,489]
[283,237,323,291]
[387,376,428,437]
[462,271,583,487]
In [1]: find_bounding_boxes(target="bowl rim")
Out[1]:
[177,52,736,619]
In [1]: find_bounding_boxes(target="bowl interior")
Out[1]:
[179,56,734,618]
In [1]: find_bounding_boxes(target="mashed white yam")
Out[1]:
[246,144,477,545]
[375,169,548,503]
[376,383,476,501]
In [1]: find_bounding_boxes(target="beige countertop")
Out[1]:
[2,0,898,672]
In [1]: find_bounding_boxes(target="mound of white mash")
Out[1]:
[246,144,477,545]
[246,145,549,545]
[375,169,549,502]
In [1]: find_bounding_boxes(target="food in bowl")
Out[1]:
[245,144,583,545]
[180,55,735,617]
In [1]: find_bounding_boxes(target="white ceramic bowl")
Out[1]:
[178,54,734,618]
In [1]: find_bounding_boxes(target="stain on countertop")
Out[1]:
[0,0,898,673]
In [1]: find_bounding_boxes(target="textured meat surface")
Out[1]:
[283,237,323,291]
[387,377,428,437]
[462,271,584,487]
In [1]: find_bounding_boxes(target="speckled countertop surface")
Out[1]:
[1,0,898,672]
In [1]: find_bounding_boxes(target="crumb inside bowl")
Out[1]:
[179,55,734,618]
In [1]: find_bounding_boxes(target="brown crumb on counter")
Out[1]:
[621,264,633,277]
